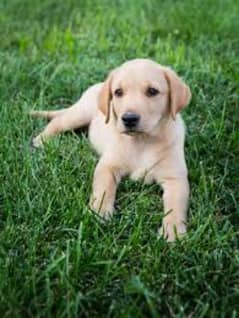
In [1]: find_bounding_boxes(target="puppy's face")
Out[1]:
[99,59,191,136]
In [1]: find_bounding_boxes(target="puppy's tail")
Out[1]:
[29,109,66,120]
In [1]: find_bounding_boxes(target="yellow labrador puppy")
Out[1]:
[31,59,191,242]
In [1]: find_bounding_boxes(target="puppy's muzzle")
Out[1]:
[121,112,140,129]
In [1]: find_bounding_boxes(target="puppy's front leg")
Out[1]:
[159,178,189,242]
[90,160,121,219]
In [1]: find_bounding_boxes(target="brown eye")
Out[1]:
[114,88,123,97]
[146,87,159,97]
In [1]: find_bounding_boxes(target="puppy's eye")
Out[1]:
[146,87,159,97]
[114,88,123,97]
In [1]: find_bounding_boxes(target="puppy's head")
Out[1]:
[99,59,191,135]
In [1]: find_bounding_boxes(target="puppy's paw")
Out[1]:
[89,197,114,221]
[158,221,187,242]
[31,136,44,149]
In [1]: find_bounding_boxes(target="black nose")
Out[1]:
[121,112,140,128]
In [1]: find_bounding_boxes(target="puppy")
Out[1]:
[30,59,191,242]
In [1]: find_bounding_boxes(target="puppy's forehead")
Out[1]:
[113,59,167,88]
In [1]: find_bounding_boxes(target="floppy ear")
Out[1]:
[98,71,114,124]
[164,67,191,120]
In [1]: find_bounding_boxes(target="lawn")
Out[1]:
[0,0,238,317]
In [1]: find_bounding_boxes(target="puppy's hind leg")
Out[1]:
[31,105,92,148]
[30,83,102,148]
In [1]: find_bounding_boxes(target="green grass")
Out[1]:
[0,0,239,316]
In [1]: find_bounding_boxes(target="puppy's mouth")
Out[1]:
[121,128,145,135]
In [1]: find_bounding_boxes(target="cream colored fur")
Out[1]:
[30,59,191,242]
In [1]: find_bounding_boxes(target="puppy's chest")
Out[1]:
[128,147,160,183]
